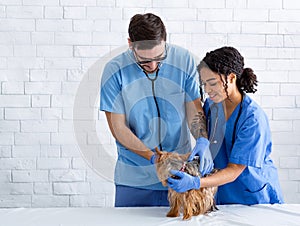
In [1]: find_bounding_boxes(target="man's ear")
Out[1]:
[128,38,133,49]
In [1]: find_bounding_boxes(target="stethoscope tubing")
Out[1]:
[143,67,163,151]
[207,93,244,147]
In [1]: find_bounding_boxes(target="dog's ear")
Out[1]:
[182,152,191,161]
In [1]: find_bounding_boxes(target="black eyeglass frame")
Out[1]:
[132,44,168,65]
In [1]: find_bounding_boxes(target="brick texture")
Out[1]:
[0,0,299,207]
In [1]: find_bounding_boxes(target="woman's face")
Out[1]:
[200,67,228,103]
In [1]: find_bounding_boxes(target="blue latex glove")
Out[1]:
[188,137,213,176]
[167,170,200,193]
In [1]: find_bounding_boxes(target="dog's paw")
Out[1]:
[167,211,180,218]
[182,214,192,220]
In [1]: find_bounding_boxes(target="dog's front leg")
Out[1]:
[182,194,193,220]
[166,190,180,218]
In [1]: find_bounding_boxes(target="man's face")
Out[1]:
[132,41,167,73]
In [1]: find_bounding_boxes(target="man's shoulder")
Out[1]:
[166,44,195,67]
[104,50,135,72]
[107,50,130,65]
[168,44,191,56]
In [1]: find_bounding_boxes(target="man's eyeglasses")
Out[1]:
[132,44,168,65]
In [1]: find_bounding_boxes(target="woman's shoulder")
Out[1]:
[242,95,269,123]
[243,95,261,113]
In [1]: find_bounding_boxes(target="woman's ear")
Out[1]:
[228,73,237,83]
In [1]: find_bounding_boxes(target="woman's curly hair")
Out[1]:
[197,46,258,101]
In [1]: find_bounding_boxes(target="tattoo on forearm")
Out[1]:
[190,111,208,139]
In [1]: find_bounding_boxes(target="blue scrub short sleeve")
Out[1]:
[100,62,125,114]
[229,114,269,168]
[184,53,200,102]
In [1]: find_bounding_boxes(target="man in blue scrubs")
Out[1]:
[167,47,284,205]
[100,13,211,206]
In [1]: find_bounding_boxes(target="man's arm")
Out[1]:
[185,98,208,139]
[105,111,154,160]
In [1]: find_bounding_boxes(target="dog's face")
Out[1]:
[155,149,199,186]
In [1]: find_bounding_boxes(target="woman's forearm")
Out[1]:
[200,163,246,188]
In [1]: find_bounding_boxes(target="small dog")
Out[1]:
[155,148,218,220]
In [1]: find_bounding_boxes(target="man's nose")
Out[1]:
[147,61,158,69]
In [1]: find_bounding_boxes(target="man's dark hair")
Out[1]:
[128,13,167,49]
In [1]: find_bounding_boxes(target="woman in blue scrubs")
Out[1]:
[168,46,284,205]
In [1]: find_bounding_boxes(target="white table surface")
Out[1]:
[1,204,300,226]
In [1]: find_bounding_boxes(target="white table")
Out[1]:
[1,204,300,226]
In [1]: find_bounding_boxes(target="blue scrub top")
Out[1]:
[204,95,284,205]
[100,44,200,190]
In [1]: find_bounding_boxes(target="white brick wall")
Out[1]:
[0,0,300,207]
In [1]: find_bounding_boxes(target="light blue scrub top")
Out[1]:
[204,95,284,205]
[100,44,200,190]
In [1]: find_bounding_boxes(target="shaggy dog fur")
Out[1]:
[155,148,218,220]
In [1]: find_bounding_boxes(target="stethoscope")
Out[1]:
[128,48,164,151]
[142,65,163,151]
[207,93,245,147]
